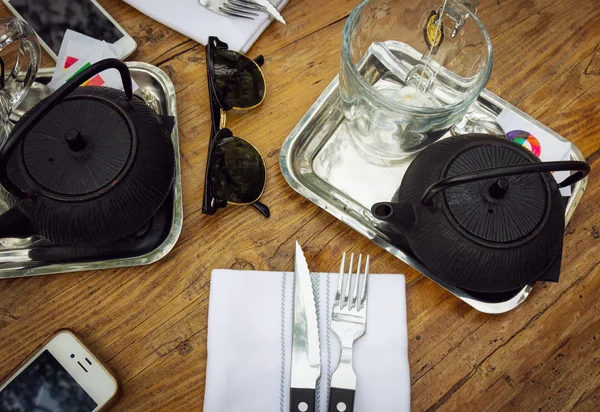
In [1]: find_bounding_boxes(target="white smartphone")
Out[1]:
[2,0,137,60]
[0,330,119,412]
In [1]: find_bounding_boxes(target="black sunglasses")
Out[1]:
[202,36,270,218]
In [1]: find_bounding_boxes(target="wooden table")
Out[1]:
[0,0,599,410]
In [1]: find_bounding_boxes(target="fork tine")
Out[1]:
[342,253,354,309]
[229,0,263,10]
[360,255,370,310]
[219,6,255,18]
[350,254,362,310]
[222,3,259,16]
[335,252,345,308]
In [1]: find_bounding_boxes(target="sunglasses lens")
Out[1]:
[213,50,265,109]
[209,135,266,204]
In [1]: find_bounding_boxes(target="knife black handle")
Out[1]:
[290,388,315,412]
[328,387,355,412]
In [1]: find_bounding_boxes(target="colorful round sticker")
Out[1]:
[506,130,542,157]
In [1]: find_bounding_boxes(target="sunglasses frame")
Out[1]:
[202,36,270,217]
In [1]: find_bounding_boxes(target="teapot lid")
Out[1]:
[17,96,135,200]
[443,144,551,245]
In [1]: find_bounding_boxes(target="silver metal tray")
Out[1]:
[0,62,183,278]
[280,76,587,314]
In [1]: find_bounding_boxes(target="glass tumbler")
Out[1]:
[340,0,493,161]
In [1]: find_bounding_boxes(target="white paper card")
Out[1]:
[55,30,123,74]
[48,30,137,92]
[496,108,572,195]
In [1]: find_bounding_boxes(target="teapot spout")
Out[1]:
[0,207,35,239]
[371,202,417,236]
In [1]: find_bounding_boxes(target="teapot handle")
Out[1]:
[0,58,133,199]
[421,160,590,206]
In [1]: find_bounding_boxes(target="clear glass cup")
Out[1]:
[340,0,493,161]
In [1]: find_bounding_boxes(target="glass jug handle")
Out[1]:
[460,0,480,14]
[442,0,482,39]
[0,17,40,116]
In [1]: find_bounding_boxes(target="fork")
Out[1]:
[329,253,369,412]
[198,0,287,25]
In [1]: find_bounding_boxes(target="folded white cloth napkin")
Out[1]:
[123,0,288,53]
[204,270,411,412]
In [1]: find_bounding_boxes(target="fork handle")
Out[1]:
[290,388,315,412]
[329,387,355,412]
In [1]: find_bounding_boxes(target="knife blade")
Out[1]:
[290,241,321,412]
[248,0,287,25]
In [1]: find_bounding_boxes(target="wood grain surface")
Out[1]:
[0,0,599,410]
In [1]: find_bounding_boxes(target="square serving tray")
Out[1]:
[280,75,587,314]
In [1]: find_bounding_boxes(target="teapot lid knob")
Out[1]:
[488,177,510,199]
[64,129,86,152]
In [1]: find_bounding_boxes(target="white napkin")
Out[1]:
[204,270,411,412]
[123,0,288,53]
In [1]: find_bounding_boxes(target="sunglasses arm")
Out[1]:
[253,55,265,67]
[252,201,270,218]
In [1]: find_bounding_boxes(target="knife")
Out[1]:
[290,241,321,412]
[249,0,287,25]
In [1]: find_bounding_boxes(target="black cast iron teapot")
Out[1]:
[0,59,175,247]
[371,134,590,293]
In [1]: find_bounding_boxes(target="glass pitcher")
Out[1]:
[0,17,40,140]
[340,0,492,161]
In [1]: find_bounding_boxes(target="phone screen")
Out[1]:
[9,0,124,55]
[0,350,97,412]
